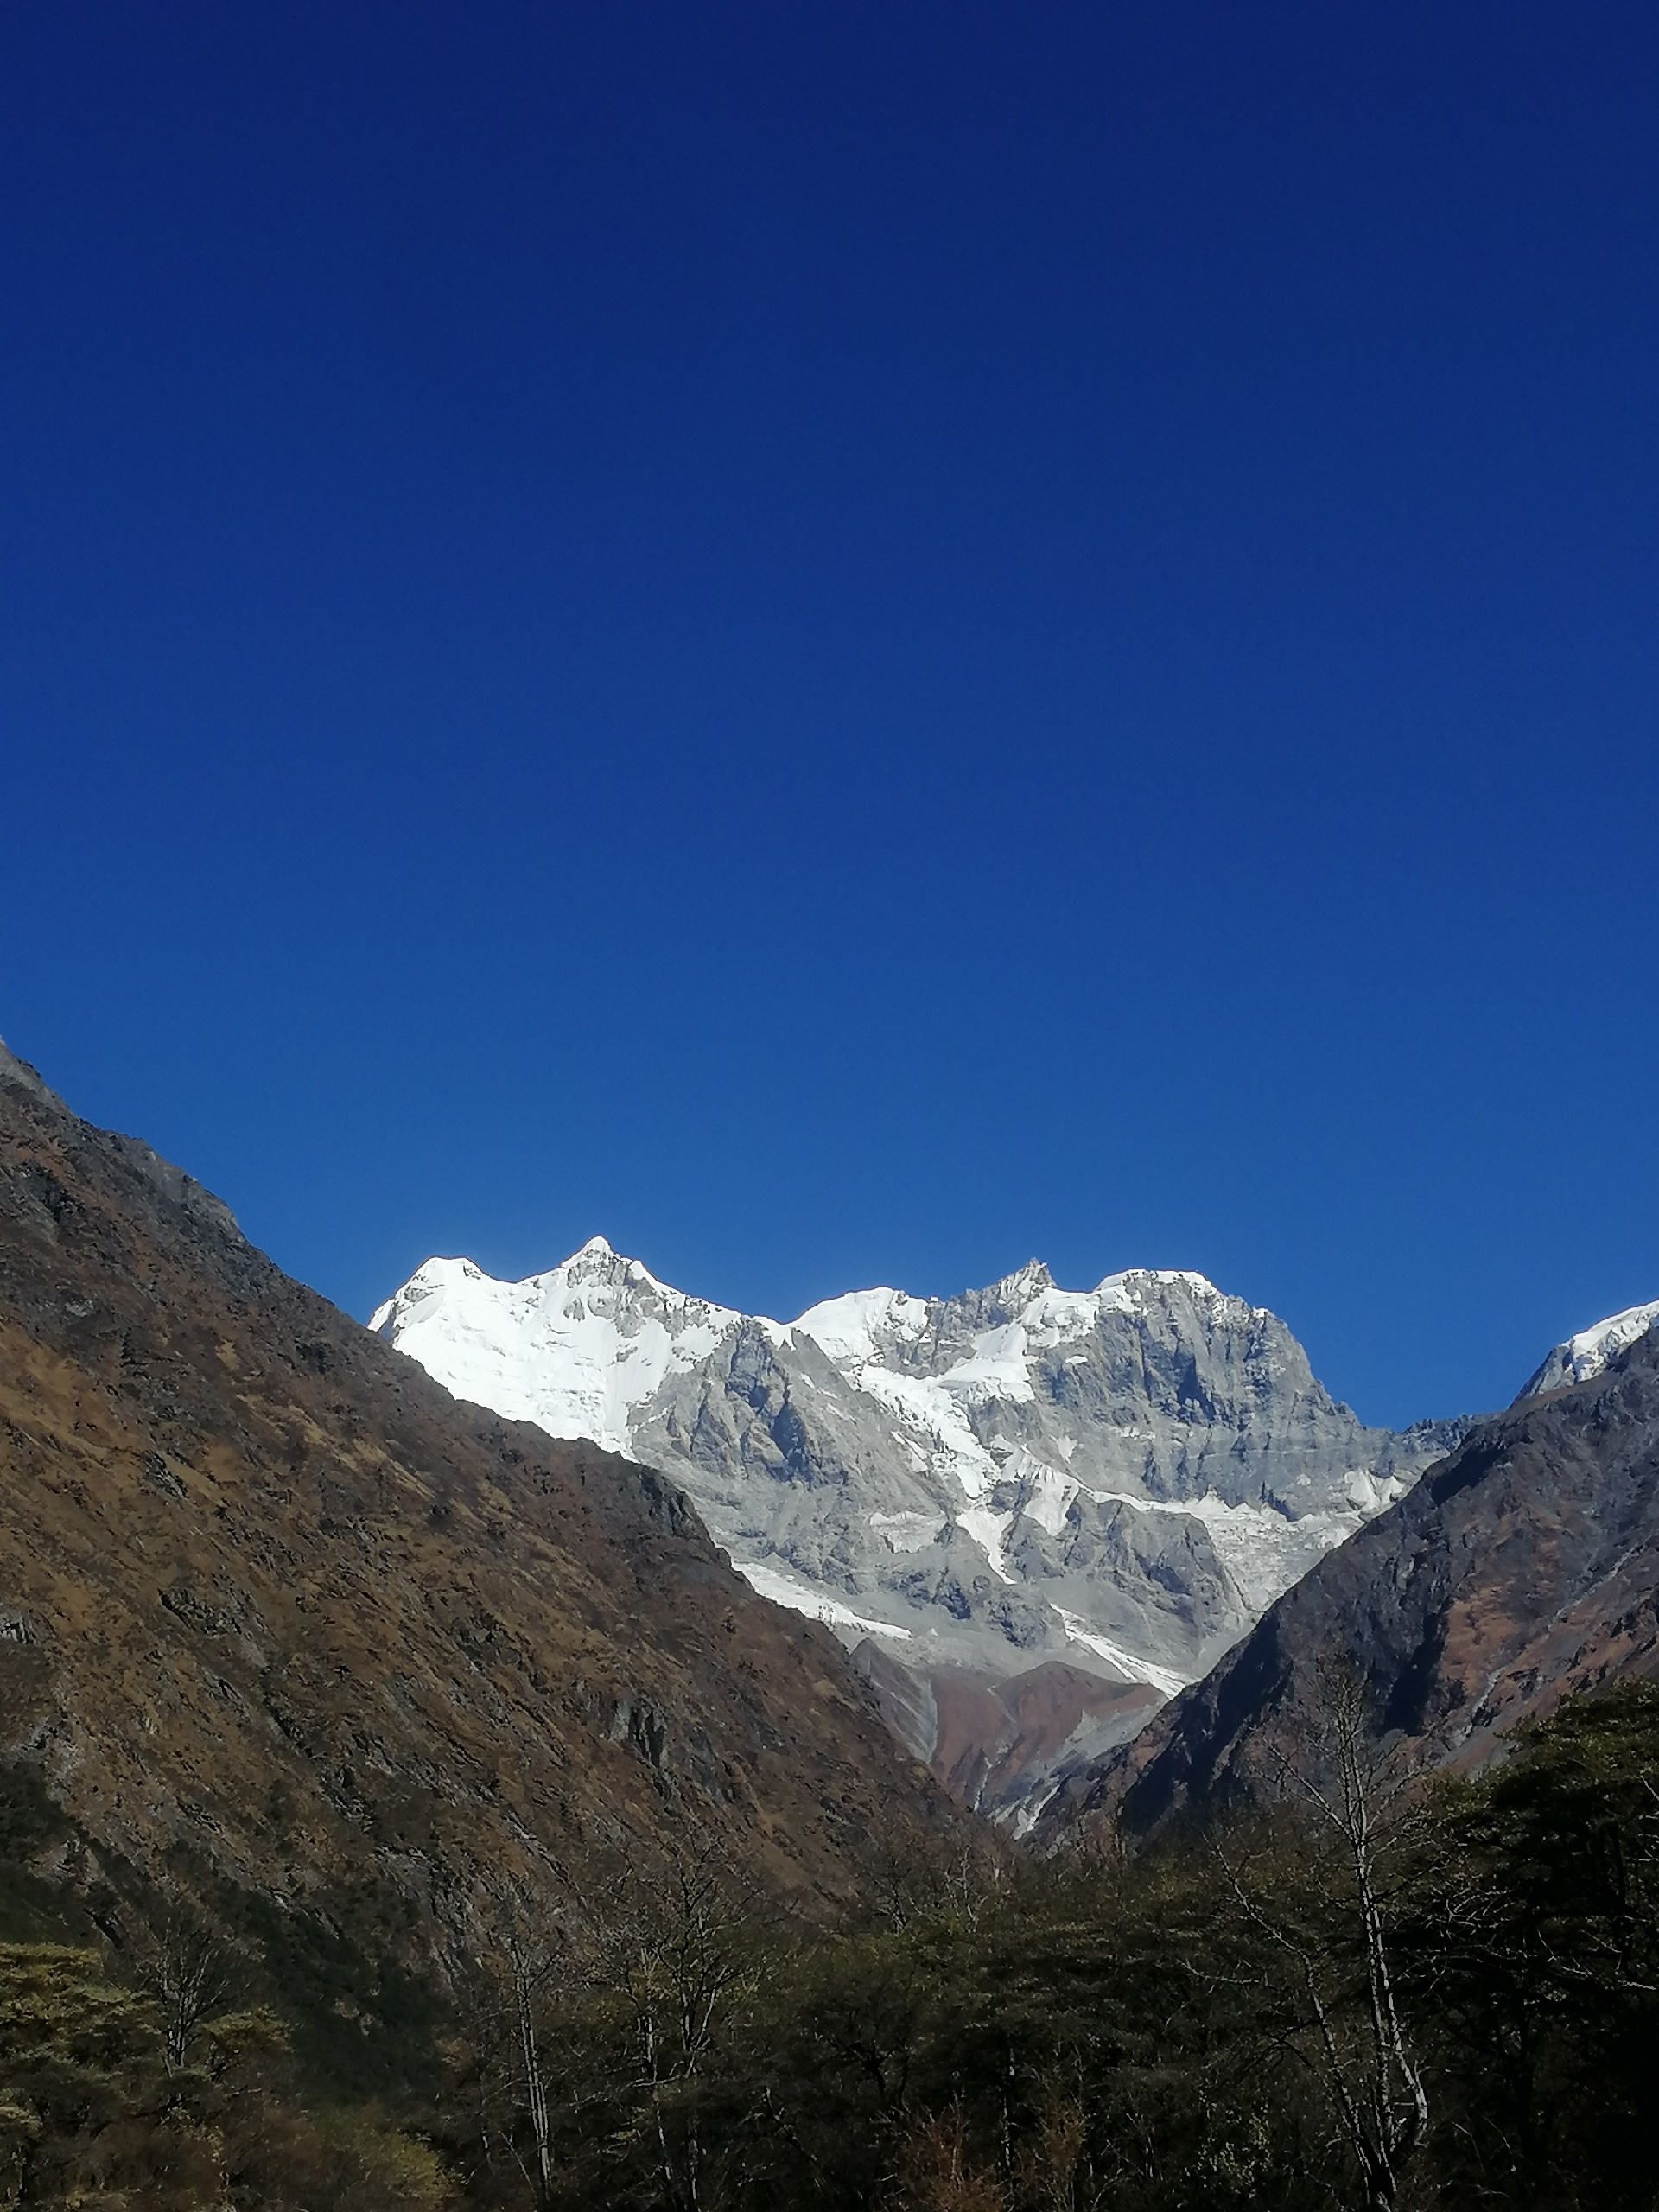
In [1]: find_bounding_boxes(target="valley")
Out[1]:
[0,1032,1655,2210]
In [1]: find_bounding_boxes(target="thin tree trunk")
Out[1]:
[512,1948,556,2212]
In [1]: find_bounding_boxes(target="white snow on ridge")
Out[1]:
[870,1510,948,1554]
[1541,1299,1659,1389]
[370,1235,1466,1818]
[786,1268,1257,1534]
[369,1245,745,1457]
[1048,1478,1403,1619]
[850,1363,1002,1505]
[1018,1463,1077,1539]
[791,1286,934,1366]
[1177,1491,1390,1617]
[957,1505,1015,1582]
[371,1244,1389,1607]
[372,1247,1270,1592]
[792,1268,1243,1383]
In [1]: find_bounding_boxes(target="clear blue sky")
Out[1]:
[3,2,1656,1426]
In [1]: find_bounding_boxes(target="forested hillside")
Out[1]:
[0,1682,1656,2207]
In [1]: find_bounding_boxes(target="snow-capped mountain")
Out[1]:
[1516,1297,1659,1401]
[372,1242,1469,1817]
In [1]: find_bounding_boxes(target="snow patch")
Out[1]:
[1052,1610,1190,1699]
[734,1560,913,1641]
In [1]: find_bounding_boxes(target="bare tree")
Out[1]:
[1220,1661,1430,2212]
[446,1873,572,2212]
[1013,2081,1086,2212]
[897,2107,1007,2212]
[507,1929,558,2212]
[590,1844,760,2212]
[137,1907,232,2073]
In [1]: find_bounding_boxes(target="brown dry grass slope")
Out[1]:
[0,1041,972,2075]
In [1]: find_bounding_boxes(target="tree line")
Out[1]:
[1,1678,1656,2209]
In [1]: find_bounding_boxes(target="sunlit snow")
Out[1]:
[734,1560,913,1641]
[1547,1299,1659,1387]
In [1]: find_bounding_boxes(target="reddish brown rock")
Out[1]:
[855,1640,1158,1819]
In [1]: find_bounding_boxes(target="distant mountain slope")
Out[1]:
[1039,1302,1659,1841]
[372,1243,1470,1818]
[0,1040,967,2070]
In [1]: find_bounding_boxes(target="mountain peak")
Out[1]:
[991,1257,1056,1301]
[1516,1296,1659,1402]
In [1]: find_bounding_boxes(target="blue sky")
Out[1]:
[3,1,1656,1426]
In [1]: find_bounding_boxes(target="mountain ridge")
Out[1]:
[373,1239,1474,1817]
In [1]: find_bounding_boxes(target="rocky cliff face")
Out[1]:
[372,1243,1471,1819]
[1038,1305,1659,1841]
[0,1042,969,2072]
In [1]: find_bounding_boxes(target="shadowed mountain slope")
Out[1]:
[1039,1315,1659,1840]
[0,1041,969,2074]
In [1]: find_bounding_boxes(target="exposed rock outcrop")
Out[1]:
[1038,1310,1659,1841]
